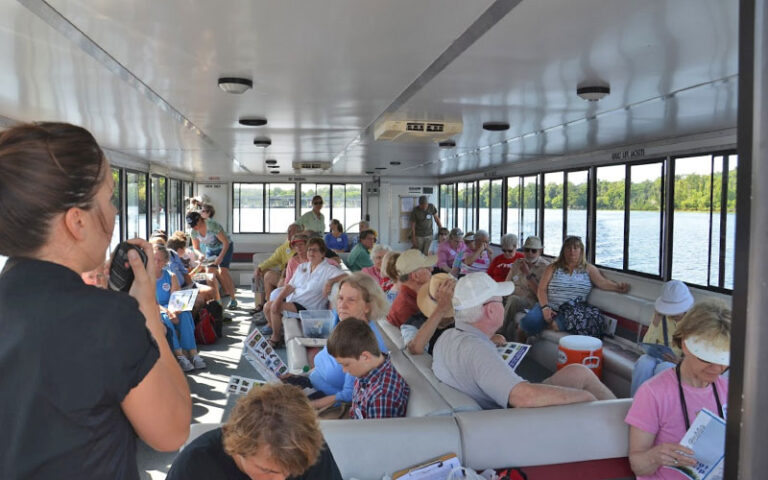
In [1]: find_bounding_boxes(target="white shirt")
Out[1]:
[286,259,343,310]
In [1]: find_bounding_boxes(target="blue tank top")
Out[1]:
[547,267,592,308]
[155,269,173,307]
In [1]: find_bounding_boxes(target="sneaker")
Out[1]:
[192,355,207,370]
[177,355,194,372]
[259,325,274,336]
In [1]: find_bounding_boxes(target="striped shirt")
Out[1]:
[547,267,592,309]
[351,355,409,419]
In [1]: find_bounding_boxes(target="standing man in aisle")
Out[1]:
[410,195,442,256]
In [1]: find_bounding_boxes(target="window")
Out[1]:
[671,153,736,289]
[300,183,331,224]
[332,184,362,230]
[126,171,147,240]
[150,175,166,233]
[168,179,183,233]
[456,182,476,233]
[521,175,539,242]
[439,184,455,229]
[489,179,503,244]
[566,170,588,243]
[629,162,663,275]
[595,165,625,269]
[110,168,122,252]
[506,176,520,239]
[543,172,564,256]
[267,183,296,233]
[233,183,265,233]
[478,180,490,237]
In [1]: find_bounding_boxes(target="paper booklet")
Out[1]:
[392,453,462,480]
[243,328,289,383]
[226,375,266,395]
[497,342,530,372]
[168,288,199,312]
[665,408,726,480]
[640,342,676,360]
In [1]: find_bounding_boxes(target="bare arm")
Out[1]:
[323,273,348,297]
[214,231,230,266]
[410,220,417,247]
[120,240,191,452]
[433,209,442,229]
[190,237,204,259]
[587,264,630,293]
[311,395,337,410]
[407,280,455,355]
[508,381,595,408]
[628,426,696,476]
[537,265,556,322]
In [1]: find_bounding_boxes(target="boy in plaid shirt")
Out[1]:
[328,318,409,419]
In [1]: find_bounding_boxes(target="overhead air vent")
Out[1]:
[374,119,462,142]
[292,161,331,171]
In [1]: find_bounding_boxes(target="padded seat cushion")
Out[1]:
[389,349,454,417]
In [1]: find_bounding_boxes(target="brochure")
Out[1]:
[226,375,266,395]
[168,288,199,312]
[497,342,530,372]
[243,328,289,383]
[392,453,462,480]
[640,342,676,360]
[666,408,726,480]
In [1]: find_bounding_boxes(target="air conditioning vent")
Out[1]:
[374,119,462,142]
[292,161,331,170]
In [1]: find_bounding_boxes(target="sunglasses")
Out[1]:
[313,201,323,205]
[523,248,539,253]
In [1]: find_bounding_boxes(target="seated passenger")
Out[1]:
[166,383,342,480]
[401,273,456,355]
[362,244,393,292]
[630,280,695,396]
[436,228,468,275]
[488,233,525,282]
[297,195,326,234]
[308,273,390,410]
[625,300,730,478]
[428,227,450,256]
[324,219,349,253]
[265,238,346,347]
[346,229,376,272]
[462,230,493,273]
[328,318,409,419]
[433,272,616,409]
[252,223,303,313]
[153,245,206,372]
[386,249,435,327]
[381,251,401,304]
[499,236,550,341]
[166,236,221,310]
[520,235,629,337]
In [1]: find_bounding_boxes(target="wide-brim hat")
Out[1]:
[396,249,437,276]
[523,236,543,250]
[685,336,730,366]
[655,280,694,316]
[417,273,455,318]
[453,272,515,312]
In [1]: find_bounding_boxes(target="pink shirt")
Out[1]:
[362,265,393,292]
[437,241,468,270]
[625,368,728,480]
[284,255,306,284]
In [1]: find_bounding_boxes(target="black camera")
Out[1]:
[108,242,148,292]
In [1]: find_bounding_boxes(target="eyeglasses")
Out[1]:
[307,247,321,253]
[523,248,539,253]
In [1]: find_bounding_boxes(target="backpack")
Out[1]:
[558,298,605,338]
[201,300,224,338]
[195,307,218,345]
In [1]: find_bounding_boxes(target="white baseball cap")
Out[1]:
[453,272,514,311]
[655,280,694,316]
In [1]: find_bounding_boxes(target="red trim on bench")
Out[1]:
[519,457,633,480]
[604,312,646,337]
[232,253,253,262]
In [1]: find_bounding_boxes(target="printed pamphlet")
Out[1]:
[226,375,266,395]
[392,453,462,480]
[640,342,676,360]
[665,408,725,480]
[243,328,288,383]
[497,342,530,372]
[168,288,199,312]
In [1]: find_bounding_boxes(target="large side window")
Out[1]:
[566,170,588,242]
[338,184,362,231]
[478,180,490,237]
[543,172,564,256]
[457,181,476,233]
[489,179,503,244]
[629,162,663,275]
[300,183,331,223]
[110,168,122,252]
[521,175,539,241]
[150,175,167,233]
[233,183,265,233]
[168,179,182,233]
[439,184,455,229]
[506,176,520,240]
[126,171,147,240]
[267,183,296,233]
[595,165,625,269]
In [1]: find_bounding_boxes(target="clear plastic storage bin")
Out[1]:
[299,310,335,339]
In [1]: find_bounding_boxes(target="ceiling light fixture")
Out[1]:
[270,171,280,174]
[390,161,401,165]
[365,170,375,175]
[265,159,278,165]
[375,167,387,170]
[482,121,510,131]
[438,140,456,149]
[217,77,253,94]
[576,85,610,102]
[239,116,268,126]
[253,138,272,147]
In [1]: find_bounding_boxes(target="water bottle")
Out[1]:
[452,249,464,269]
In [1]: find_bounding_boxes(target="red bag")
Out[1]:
[195,308,218,345]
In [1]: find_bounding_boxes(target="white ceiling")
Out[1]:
[1,0,738,178]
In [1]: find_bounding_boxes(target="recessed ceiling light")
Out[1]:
[365,170,375,175]
[390,161,401,165]
[265,159,278,165]
[375,167,387,170]
[576,85,610,101]
[253,138,272,147]
[482,121,510,131]
[239,116,268,127]
[217,77,253,94]
[438,140,456,149]
[267,165,279,168]
[270,171,280,174]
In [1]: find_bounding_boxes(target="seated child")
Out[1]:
[327,318,409,419]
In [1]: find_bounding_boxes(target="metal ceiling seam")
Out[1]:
[16,0,234,165]
[331,0,524,168]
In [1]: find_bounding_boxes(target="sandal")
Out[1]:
[248,305,264,315]
[267,337,285,349]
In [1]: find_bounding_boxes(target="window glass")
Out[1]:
[506,176,520,240]
[478,180,490,237]
[331,185,346,229]
[543,172,564,256]
[110,168,122,252]
[724,155,737,289]
[490,179,503,244]
[301,184,331,222]
[628,163,663,275]
[521,175,539,242]
[595,165,625,269]
[343,184,363,231]
[168,179,182,233]
[566,170,588,243]
[440,184,455,230]
[183,181,193,204]
[267,183,296,233]
[233,183,265,233]
[126,171,147,240]
[457,181,476,233]
[150,175,166,233]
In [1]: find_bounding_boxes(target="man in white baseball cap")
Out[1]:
[432,272,616,409]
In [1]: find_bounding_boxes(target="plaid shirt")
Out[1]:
[351,354,410,419]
